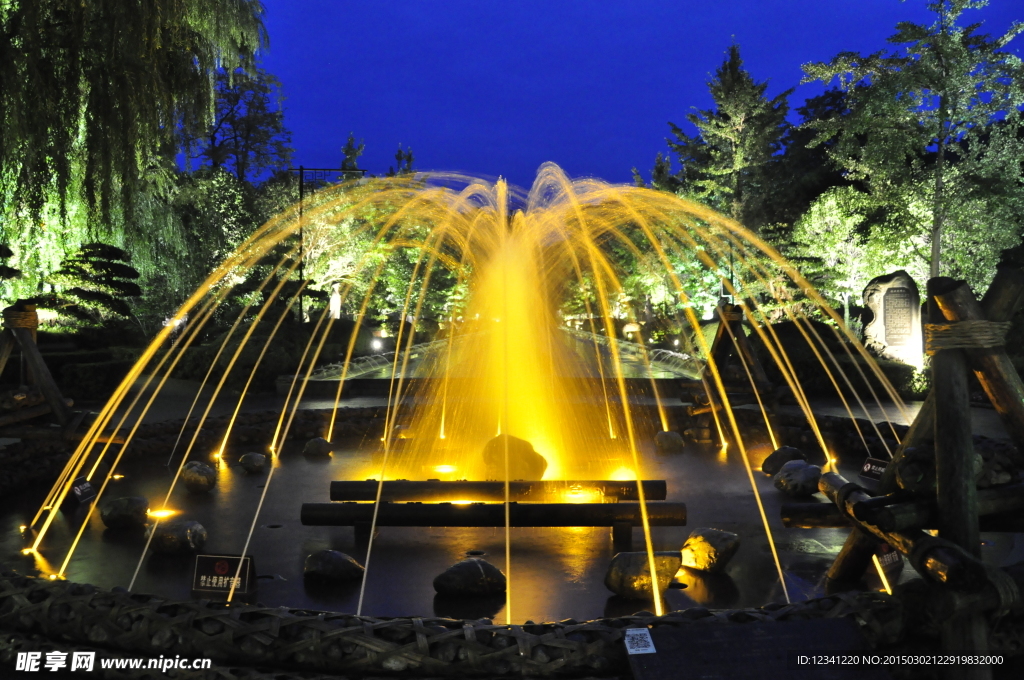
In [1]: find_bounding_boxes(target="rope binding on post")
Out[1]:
[924,320,1011,355]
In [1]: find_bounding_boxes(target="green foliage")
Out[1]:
[661,44,792,230]
[185,68,293,183]
[0,0,267,225]
[33,243,141,324]
[802,0,1024,278]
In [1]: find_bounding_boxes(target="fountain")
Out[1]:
[12,163,929,635]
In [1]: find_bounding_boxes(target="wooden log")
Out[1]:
[818,472,988,591]
[826,527,878,583]
[929,278,981,558]
[881,264,1024,494]
[785,482,1024,531]
[10,327,71,426]
[934,280,1024,455]
[0,399,73,428]
[0,329,15,379]
[330,479,668,502]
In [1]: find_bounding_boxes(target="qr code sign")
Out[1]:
[623,627,656,655]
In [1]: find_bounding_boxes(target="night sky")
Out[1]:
[259,0,1023,189]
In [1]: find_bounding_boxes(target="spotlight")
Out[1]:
[147,509,177,519]
[371,339,383,351]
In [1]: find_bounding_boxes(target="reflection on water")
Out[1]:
[433,593,505,620]
[673,566,740,608]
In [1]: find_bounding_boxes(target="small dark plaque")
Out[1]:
[628,618,890,680]
[192,554,256,595]
[859,457,888,482]
[69,477,96,504]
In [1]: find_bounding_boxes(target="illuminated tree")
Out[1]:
[0,0,267,223]
[802,0,1024,278]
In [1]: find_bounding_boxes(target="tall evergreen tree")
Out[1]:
[340,133,367,181]
[803,0,1024,278]
[665,44,792,230]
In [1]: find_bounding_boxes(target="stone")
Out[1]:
[895,446,936,494]
[654,430,686,454]
[148,519,206,554]
[239,452,267,474]
[433,558,506,596]
[482,434,547,481]
[303,437,333,458]
[181,461,216,493]
[304,550,364,581]
[100,496,149,530]
[862,270,922,365]
[773,460,821,497]
[680,528,740,573]
[761,446,806,476]
[604,551,682,600]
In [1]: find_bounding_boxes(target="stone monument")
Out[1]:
[862,270,922,366]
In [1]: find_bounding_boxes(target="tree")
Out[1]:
[187,68,293,183]
[0,0,267,224]
[33,243,142,324]
[387,144,415,177]
[802,0,1024,278]
[663,44,792,230]
[341,133,367,182]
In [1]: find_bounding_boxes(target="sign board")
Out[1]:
[859,457,888,482]
[69,477,96,504]
[192,554,256,596]
[627,618,889,680]
[624,627,656,655]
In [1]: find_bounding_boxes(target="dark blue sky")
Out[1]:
[259,0,1022,189]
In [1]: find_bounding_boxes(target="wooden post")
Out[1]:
[928,278,988,680]
[934,281,1024,454]
[881,264,1024,494]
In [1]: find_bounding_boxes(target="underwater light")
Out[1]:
[21,548,33,555]
[111,474,125,480]
[371,339,383,351]
[450,500,473,505]
[19,525,26,532]
[433,465,457,474]
[147,509,177,519]
[609,467,635,481]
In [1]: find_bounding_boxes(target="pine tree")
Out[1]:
[666,44,792,230]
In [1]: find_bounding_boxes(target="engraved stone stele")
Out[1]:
[862,270,922,366]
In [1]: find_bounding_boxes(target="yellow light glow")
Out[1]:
[19,525,27,532]
[434,465,457,474]
[21,549,32,555]
[872,554,893,595]
[111,474,125,480]
[147,509,177,519]
[49,574,58,580]
[609,467,635,481]
[563,486,602,503]
[450,500,474,505]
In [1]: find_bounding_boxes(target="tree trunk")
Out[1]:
[930,105,946,279]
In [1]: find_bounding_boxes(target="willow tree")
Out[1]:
[0,0,267,226]
[803,0,1024,278]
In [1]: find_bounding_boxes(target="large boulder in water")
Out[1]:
[148,518,207,554]
[773,460,821,497]
[239,452,267,474]
[761,446,806,476]
[100,496,149,530]
[181,461,217,493]
[303,437,333,459]
[482,434,547,480]
[604,551,682,600]
[680,528,740,573]
[304,550,364,581]
[654,430,686,454]
[433,558,506,596]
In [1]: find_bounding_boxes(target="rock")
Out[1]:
[181,461,217,493]
[761,446,806,476]
[774,460,821,497]
[654,431,685,454]
[433,558,506,596]
[148,519,207,554]
[303,437,333,458]
[239,452,267,474]
[680,528,740,573]
[482,434,547,480]
[604,551,681,599]
[895,446,935,494]
[100,496,149,529]
[304,550,364,581]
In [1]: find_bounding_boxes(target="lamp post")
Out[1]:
[291,166,367,321]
